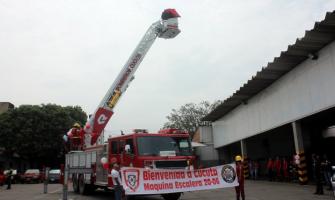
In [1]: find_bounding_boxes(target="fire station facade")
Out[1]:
[202,11,335,182]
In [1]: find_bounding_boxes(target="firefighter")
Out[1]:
[266,157,274,181]
[235,155,245,200]
[274,156,282,181]
[68,123,83,150]
[282,157,289,181]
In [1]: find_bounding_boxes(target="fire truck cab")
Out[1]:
[108,129,195,169]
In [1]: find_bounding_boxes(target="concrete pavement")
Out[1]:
[0,180,334,200]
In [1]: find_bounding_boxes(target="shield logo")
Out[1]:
[123,169,140,192]
[221,165,236,183]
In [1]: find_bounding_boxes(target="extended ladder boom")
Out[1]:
[84,9,181,147]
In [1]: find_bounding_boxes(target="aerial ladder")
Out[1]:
[72,9,182,149]
[62,10,183,199]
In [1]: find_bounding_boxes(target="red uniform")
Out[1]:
[267,159,274,181]
[68,128,83,150]
[267,160,273,170]
[282,159,288,178]
[235,162,245,200]
[275,159,282,178]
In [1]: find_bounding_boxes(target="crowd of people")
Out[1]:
[264,156,296,182]
[243,156,297,182]
[245,154,333,195]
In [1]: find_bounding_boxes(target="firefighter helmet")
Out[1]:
[235,155,242,162]
[73,123,81,128]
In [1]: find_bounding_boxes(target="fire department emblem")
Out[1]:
[123,169,140,192]
[221,165,236,183]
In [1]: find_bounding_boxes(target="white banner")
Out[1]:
[121,164,239,195]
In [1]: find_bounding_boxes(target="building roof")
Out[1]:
[203,11,335,122]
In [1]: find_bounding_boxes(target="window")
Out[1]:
[125,139,134,154]
[137,136,192,156]
[119,140,125,153]
[111,141,118,154]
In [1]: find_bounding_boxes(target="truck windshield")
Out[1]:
[137,136,192,156]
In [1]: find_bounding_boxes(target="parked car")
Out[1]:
[21,169,42,183]
[48,169,61,183]
[0,171,5,186]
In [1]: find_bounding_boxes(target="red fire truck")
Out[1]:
[67,129,195,200]
[64,9,193,200]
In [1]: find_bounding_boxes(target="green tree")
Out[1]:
[0,104,87,167]
[163,100,221,137]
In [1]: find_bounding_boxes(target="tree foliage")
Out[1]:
[0,104,87,167]
[163,100,221,137]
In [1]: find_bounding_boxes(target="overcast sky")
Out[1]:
[1,1,334,136]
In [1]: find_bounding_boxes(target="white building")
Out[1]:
[203,11,335,183]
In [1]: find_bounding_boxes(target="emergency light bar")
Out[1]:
[158,129,187,134]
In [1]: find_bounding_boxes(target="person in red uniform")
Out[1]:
[282,157,289,181]
[274,156,282,181]
[266,157,274,181]
[68,123,83,150]
[235,155,245,200]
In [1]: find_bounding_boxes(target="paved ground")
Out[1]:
[0,181,334,200]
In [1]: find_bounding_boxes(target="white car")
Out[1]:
[48,169,61,183]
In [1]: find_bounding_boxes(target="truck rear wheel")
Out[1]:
[72,174,79,193]
[78,174,94,195]
[162,193,181,200]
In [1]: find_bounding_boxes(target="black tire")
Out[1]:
[78,174,93,195]
[162,193,182,200]
[72,174,79,193]
[126,196,136,200]
[78,174,85,194]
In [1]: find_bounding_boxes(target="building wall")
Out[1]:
[199,126,214,144]
[195,146,220,167]
[213,41,335,148]
[194,126,219,167]
[0,102,14,114]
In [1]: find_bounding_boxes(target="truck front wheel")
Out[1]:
[162,193,182,200]
[72,174,79,193]
[78,174,88,195]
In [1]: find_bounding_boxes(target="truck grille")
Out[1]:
[155,160,187,169]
